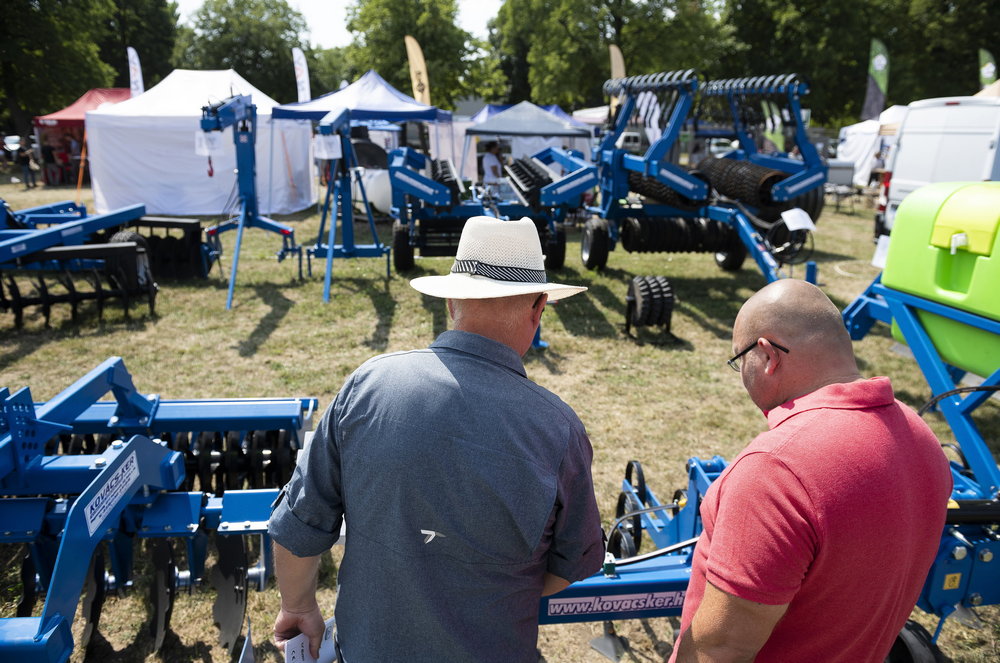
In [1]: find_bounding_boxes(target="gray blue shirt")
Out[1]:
[269,330,604,662]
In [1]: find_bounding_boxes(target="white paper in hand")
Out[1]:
[780,207,816,232]
[284,616,337,663]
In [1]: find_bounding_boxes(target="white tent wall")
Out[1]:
[837,119,881,187]
[86,69,314,215]
[429,119,476,181]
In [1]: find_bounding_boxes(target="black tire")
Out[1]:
[607,525,638,559]
[109,230,155,289]
[885,620,946,663]
[614,491,643,554]
[392,221,414,272]
[715,238,747,272]
[581,218,609,270]
[544,225,566,270]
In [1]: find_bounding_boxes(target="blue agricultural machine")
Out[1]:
[385,142,595,273]
[0,199,160,326]
[0,357,318,661]
[200,95,303,310]
[576,71,826,280]
[310,107,392,302]
[539,181,999,661]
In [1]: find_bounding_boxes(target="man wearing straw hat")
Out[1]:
[270,216,604,662]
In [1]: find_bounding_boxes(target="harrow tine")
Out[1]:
[149,538,177,652]
[79,546,107,653]
[15,545,37,618]
[211,533,249,656]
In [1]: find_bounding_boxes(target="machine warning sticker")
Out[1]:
[547,591,685,617]
[85,451,139,537]
[943,573,962,590]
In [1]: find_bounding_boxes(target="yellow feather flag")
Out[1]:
[404,35,432,105]
[609,44,626,115]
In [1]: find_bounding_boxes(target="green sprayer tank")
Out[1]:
[882,181,1000,377]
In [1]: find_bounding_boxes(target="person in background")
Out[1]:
[15,136,37,189]
[482,140,503,185]
[270,216,604,663]
[41,139,59,186]
[671,279,951,663]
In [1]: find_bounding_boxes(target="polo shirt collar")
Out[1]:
[765,376,895,429]
[430,330,527,377]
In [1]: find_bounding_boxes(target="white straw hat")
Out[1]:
[409,216,587,301]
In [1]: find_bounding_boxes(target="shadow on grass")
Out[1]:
[336,277,398,352]
[525,345,566,375]
[237,284,294,357]
[668,274,755,340]
[0,312,153,371]
[551,287,618,339]
[420,293,449,338]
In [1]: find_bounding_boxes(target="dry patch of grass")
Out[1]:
[1,180,997,661]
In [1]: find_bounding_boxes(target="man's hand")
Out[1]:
[274,603,326,659]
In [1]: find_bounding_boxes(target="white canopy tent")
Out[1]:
[86,69,314,215]
[836,105,908,187]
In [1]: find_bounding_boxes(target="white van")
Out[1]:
[875,96,1000,237]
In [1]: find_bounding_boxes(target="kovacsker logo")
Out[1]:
[547,591,685,616]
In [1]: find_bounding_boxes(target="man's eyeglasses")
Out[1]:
[727,339,790,371]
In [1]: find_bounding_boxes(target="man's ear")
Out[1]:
[530,293,547,326]
[446,298,456,322]
[761,339,783,376]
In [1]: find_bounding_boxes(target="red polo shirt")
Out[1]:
[670,377,951,662]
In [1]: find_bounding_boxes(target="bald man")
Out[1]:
[670,280,952,663]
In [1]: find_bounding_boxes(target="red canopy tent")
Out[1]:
[32,88,130,189]
[33,88,131,128]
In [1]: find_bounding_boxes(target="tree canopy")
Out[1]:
[2,0,999,135]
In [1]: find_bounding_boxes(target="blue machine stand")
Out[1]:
[312,108,391,302]
[201,96,304,310]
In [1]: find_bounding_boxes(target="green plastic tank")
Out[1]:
[882,181,1000,377]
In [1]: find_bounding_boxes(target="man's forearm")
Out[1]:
[273,540,322,610]
[673,628,758,663]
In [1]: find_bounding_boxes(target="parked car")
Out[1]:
[875,96,1000,238]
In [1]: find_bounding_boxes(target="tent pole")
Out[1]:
[267,116,275,214]
[76,129,88,206]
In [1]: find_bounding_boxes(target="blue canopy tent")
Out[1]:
[470,103,589,129]
[272,70,452,301]
[461,101,593,179]
[272,69,452,122]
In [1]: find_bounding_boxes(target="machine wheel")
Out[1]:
[607,524,638,559]
[626,276,674,331]
[211,533,249,656]
[544,226,566,270]
[581,219,609,270]
[885,620,945,663]
[79,546,107,653]
[625,460,647,505]
[714,239,747,272]
[614,491,643,554]
[392,221,415,272]
[149,538,177,652]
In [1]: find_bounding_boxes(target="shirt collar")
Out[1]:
[430,330,527,377]
[765,376,895,429]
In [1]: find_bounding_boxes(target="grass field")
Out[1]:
[0,178,997,661]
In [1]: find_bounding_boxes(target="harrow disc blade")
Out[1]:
[15,545,36,617]
[149,538,177,652]
[80,546,107,652]
[211,533,249,655]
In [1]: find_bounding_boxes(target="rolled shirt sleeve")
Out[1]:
[545,426,605,582]
[268,384,350,557]
[705,452,818,605]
